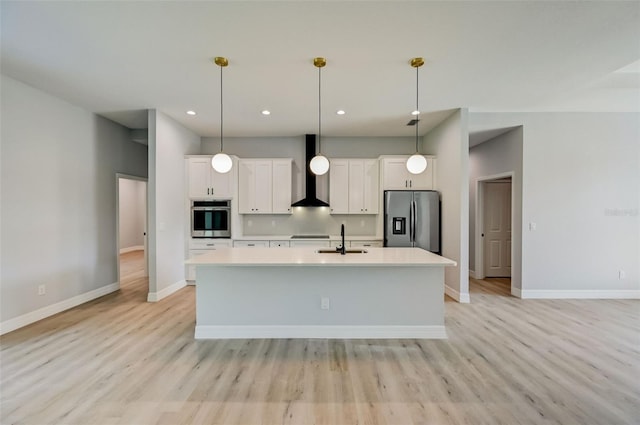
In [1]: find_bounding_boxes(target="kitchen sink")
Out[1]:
[316,249,368,254]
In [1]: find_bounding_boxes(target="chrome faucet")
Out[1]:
[338,224,346,255]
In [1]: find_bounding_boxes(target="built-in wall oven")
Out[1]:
[191,200,231,238]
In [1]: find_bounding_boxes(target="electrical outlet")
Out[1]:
[38,285,46,296]
[321,297,330,310]
[619,270,626,279]
[529,222,537,231]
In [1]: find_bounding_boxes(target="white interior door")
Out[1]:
[483,181,511,277]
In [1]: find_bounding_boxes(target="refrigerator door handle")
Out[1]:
[411,200,417,243]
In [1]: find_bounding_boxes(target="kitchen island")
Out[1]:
[186,247,456,339]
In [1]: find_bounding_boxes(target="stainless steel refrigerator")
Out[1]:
[384,190,440,253]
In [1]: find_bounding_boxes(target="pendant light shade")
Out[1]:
[311,57,329,176]
[310,154,330,175]
[407,57,427,175]
[211,56,233,174]
[211,152,233,173]
[406,153,427,174]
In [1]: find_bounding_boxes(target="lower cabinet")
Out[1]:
[269,240,290,248]
[233,240,269,247]
[351,240,383,248]
[289,240,331,248]
[329,240,383,248]
[186,239,232,282]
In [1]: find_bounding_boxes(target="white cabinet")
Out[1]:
[290,240,331,248]
[329,160,349,214]
[269,240,290,248]
[350,240,383,248]
[233,240,269,247]
[186,239,232,281]
[349,159,378,214]
[187,157,234,199]
[329,159,379,214]
[239,160,272,213]
[272,160,293,214]
[239,159,292,214]
[329,240,383,248]
[381,156,435,190]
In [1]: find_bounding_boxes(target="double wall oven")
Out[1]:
[191,200,231,238]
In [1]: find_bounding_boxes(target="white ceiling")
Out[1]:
[1,1,638,138]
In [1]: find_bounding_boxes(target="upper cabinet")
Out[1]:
[272,159,293,214]
[381,156,435,190]
[187,157,234,199]
[329,159,379,214]
[239,158,292,214]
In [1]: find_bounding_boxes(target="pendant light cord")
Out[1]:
[318,65,322,154]
[415,64,419,152]
[220,63,224,152]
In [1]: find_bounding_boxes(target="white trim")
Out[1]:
[194,325,447,339]
[119,245,144,254]
[0,282,119,335]
[469,269,477,279]
[520,289,640,299]
[445,284,470,303]
[147,279,187,302]
[511,286,522,298]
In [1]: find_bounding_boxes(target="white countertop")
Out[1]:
[185,247,456,267]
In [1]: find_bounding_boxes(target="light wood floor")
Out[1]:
[1,252,638,425]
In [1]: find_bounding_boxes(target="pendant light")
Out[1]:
[310,57,330,176]
[211,56,233,174]
[406,57,428,175]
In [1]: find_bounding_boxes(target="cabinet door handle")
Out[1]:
[409,180,412,188]
[207,188,210,195]
[206,244,214,246]
[248,244,255,246]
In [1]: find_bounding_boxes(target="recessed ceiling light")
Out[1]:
[261,110,271,115]
[336,110,346,115]
[186,110,196,116]
[411,110,420,116]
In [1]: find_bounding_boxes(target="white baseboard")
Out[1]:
[445,285,470,303]
[469,269,477,279]
[0,282,120,335]
[147,280,187,302]
[520,289,640,299]
[195,325,447,339]
[119,245,144,254]
[511,286,522,298]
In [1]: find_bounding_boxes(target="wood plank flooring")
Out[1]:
[1,252,638,424]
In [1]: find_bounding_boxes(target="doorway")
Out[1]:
[475,173,513,292]
[116,174,148,290]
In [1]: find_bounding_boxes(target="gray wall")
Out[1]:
[118,178,146,250]
[423,109,470,301]
[468,128,523,291]
[470,112,639,295]
[1,74,148,323]
[147,110,200,297]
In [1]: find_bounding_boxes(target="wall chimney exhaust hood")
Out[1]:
[291,134,330,207]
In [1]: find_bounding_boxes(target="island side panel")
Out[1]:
[195,265,445,339]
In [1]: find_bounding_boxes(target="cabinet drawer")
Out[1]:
[233,240,269,247]
[189,239,233,249]
[290,240,331,247]
[350,240,383,248]
[269,240,291,248]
